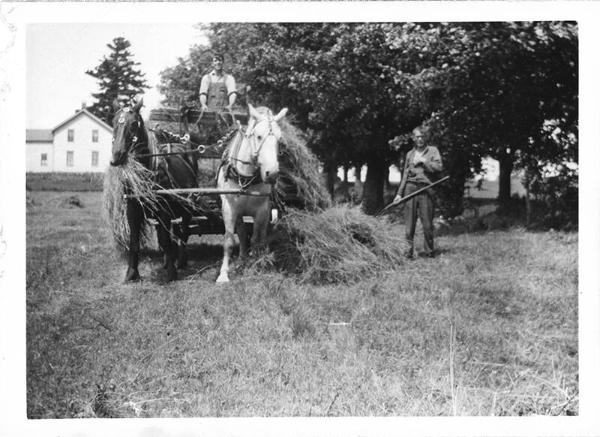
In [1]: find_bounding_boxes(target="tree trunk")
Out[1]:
[353,165,364,204]
[342,165,349,184]
[361,158,385,215]
[498,152,513,206]
[325,160,337,201]
[383,165,391,190]
[524,169,532,227]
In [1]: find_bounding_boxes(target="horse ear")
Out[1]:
[112,99,121,111]
[274,108,288,122]
[133,98,144,113]
[248,104,261,120]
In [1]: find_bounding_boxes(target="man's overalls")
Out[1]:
[205,75,231,140]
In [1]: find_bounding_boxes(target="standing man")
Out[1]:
[199,53,237,113]
[395,125,444,258]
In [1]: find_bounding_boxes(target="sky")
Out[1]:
[26,23,207,129]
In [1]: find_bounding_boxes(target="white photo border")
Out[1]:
[1,2,598,436]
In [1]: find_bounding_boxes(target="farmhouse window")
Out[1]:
[92,130,99,142]
[41,153,48,166]
[66,151,74,167]
[91,151,99,167]
[68,129,74,142]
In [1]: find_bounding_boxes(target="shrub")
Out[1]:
[528,166,578,231]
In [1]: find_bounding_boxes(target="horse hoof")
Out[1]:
[216,274,229,284]
[166,269,178,282]
[124,269,140,282]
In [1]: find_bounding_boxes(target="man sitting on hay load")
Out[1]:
[200,53,237,113]
[199,53,238,137]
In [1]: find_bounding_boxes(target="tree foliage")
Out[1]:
[160,22,577,215]
[393,22,578,208]
[86,37,149,125]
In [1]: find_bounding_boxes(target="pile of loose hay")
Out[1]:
[262,205,408,284]
[102,160,160,251]
[276,119,332,211]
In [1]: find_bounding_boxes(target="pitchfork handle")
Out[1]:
[378,176,450,215]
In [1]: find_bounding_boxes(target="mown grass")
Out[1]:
[26,172,105,191]
[26,191,578,418]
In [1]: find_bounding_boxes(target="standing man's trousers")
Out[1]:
[404,182,435,256]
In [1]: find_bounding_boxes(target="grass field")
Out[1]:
[26,191,578,418]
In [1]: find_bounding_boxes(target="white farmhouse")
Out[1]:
[26,109,113,173]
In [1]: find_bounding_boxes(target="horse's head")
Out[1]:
[110,99,146,167]
[238,104,287,185]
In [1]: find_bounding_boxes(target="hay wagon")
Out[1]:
[146,106,269,236]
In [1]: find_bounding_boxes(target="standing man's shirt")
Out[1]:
[399,146,443,195]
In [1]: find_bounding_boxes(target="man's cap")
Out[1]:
[213,53,224,62]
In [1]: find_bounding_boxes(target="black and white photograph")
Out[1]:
[1,2,599,437]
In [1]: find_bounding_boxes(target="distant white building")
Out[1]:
[26,109,113,173]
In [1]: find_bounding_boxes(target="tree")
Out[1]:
[396,22,578,207]
[86,37,149,125]
[160,22,577,215]
[160,23,427,213]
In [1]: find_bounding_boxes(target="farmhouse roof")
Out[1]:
[26,129,53,142]
[52,109,113,133]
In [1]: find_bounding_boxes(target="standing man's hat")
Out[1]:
[213,53,224,62]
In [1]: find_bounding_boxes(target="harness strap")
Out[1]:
[225,164,261,190]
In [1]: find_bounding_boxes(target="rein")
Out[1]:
[132,128,236,159]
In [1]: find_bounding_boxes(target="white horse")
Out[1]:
[216,104,288,283]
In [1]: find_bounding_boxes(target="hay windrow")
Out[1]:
[262,205,408,284]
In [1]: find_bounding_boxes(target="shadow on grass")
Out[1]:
[144,242,225,283]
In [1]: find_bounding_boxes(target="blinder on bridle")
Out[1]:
[223,112,281,188]
[114,108,144,154]
[239,114,280,166]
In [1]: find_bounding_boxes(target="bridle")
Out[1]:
[113,108,148,159]
[229,115,280,176]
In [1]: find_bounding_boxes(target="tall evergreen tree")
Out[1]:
[86,37,149,125]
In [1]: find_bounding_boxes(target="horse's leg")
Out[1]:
[176,212,191,270]
[156,210,177,282]
[237,215,249,261]
[217,199,237,283]
[124,199,143,282]
[250,206,270,258]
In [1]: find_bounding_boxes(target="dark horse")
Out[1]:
[110,99,197,282]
